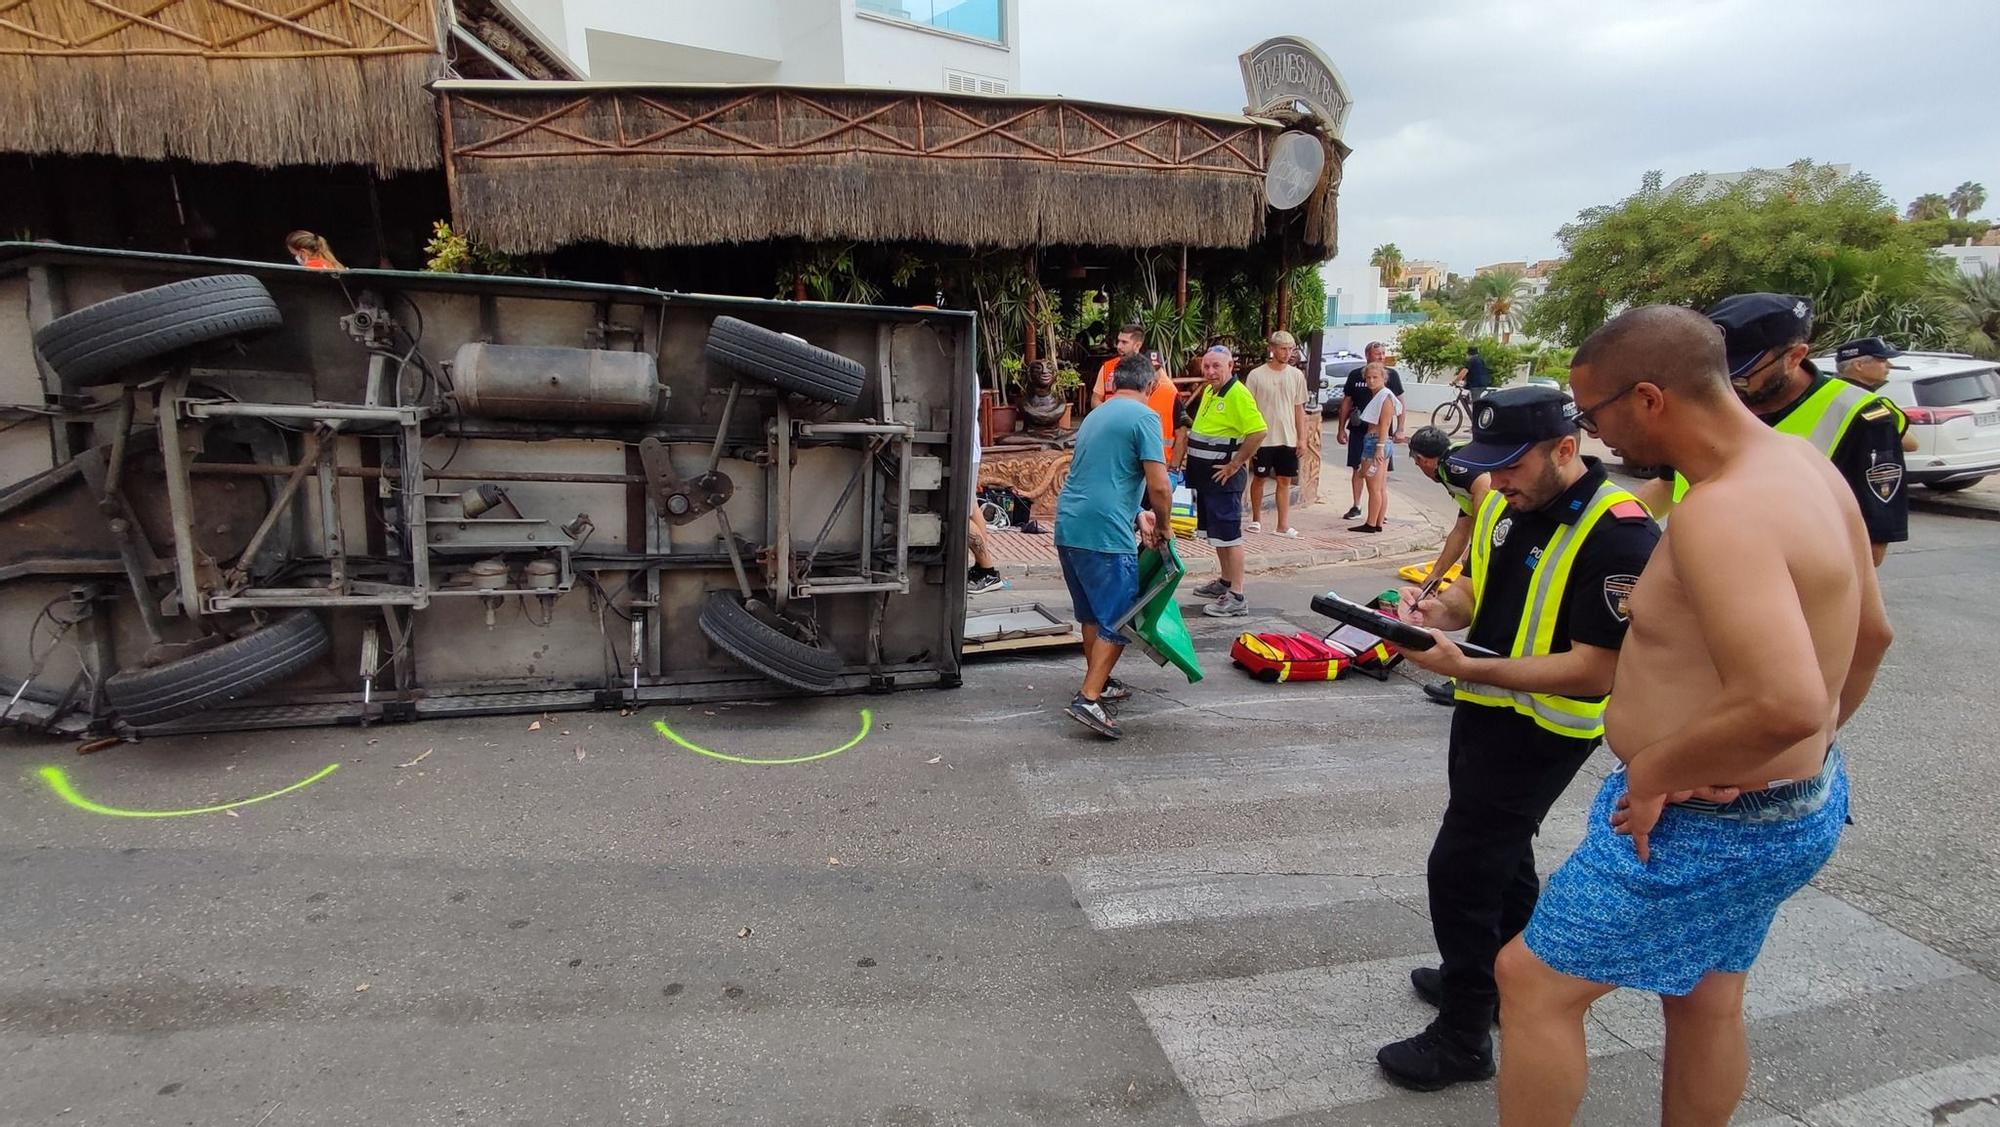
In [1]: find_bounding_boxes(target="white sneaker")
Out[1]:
[1201,592,1249,618]
[1246,521,1262,533]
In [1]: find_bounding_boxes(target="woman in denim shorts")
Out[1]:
[1353,363,1401,532]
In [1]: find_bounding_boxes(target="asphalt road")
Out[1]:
[2,507,1996,1127]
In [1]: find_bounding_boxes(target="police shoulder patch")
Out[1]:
[1608,500,1651,521]
[1859,403,1896,423]
[1602,574,1639,622]
[1865,460,1903,502]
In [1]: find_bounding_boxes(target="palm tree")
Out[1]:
[1948,181,1988,221]
[1943,266,2000,359]
[1906,193,1951,221]
[1461,268,1532,340]
[1369,243,1405,289]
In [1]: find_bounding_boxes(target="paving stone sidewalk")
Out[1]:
[980,485,1447,579]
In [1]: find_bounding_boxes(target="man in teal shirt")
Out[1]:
[1055,353,1175,739]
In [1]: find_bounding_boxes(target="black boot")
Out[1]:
[1422,681,1457,706]
[1410,966,1498,1023]
[1376,1022,1496,1092]
[1411,965,1445,1007]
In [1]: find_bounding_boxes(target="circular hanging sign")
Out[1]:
[1264,131,1326,210]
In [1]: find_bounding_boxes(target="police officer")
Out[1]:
[1375,386,1660,1092]
[1407,425,1491,706]
[1837,336,1918,453]
[1637,294,1908,565]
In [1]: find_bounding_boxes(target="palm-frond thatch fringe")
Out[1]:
[442,85,1342,256]
[0,0,446,172]
[0,54,443,172]
[455,155,1281,254]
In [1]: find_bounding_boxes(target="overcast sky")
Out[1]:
[1020,0,1999,277]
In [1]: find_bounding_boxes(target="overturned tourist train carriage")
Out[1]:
[0,244,976,735]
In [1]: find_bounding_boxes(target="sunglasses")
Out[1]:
[1573,382,1639,436]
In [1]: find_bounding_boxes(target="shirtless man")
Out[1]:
[1493,305,1894,1127]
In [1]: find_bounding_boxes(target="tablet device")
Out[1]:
[1310,592,1434,649]
[1309,592,1504,658]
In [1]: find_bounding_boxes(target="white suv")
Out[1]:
[1813,351,2000,492]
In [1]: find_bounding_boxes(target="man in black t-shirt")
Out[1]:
[1335,341,1407,519]
[1454,346,1492,394]
[1374,386,1660,1093]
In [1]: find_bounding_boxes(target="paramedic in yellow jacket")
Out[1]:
[1372,385,1661,1093]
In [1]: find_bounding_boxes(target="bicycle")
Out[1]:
[1431,386,1475,435]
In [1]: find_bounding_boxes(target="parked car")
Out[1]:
[1813,350,2000,491]
[1319,359,1367,416]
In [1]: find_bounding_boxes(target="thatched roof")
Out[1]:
[439,81,1343,257]
[0,0,445,172]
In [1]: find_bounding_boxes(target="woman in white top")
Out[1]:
[1353,363,1401,533]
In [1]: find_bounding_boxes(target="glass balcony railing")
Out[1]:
[1325,310,1429,326]
[856,0,1005,44]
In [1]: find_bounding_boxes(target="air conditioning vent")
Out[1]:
[944,68,1006,94]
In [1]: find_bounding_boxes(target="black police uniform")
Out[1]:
[1428,457,1660,1041]
[1766,362,1909,546]
[1433,445,1482,516]
[1703,294,1909,548]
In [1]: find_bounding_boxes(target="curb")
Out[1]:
[1911,496,2000,523]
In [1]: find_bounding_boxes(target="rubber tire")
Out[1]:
[103,611,330,729]
[697,592,843,692]
[33,274,282,387]
[703,316,866,406]
[1924,478,1983,493]
[1431,400,1465,436]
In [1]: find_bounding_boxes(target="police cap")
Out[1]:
[1706,293,1813,377]
[1836,336,1902,363]
[1448,385,1579,472]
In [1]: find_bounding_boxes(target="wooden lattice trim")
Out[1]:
[0,0,440,58]
[446,88,1271,177]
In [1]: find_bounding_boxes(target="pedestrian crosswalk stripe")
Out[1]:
[1068,819,1590,931]
[1012,741,1442,818]
[1735,1053,2000,1126]
[1130,890,1970,1126]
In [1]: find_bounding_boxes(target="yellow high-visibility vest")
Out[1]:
[1672,378,1884,503]
[1455,479,1640,739]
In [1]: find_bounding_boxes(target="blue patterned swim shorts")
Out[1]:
[1523,747,1848,996]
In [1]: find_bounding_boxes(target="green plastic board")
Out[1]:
[1111,539,1204,683]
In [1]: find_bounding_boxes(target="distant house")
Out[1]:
[1398,260,1447,294]
[1474,258,1564,297]
[1665,165,1853,199]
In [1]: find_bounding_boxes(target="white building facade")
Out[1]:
[1937,242,2000,278]
[493,0,1019,90]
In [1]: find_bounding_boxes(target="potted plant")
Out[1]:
[1052,366,1084,426]
[988,357,1025,436]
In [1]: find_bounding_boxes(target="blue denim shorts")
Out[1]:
[1057,545,1139,646]
[1362,434,1389,460]
[1188,461,1245,547]
[1524,747,1847,995]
